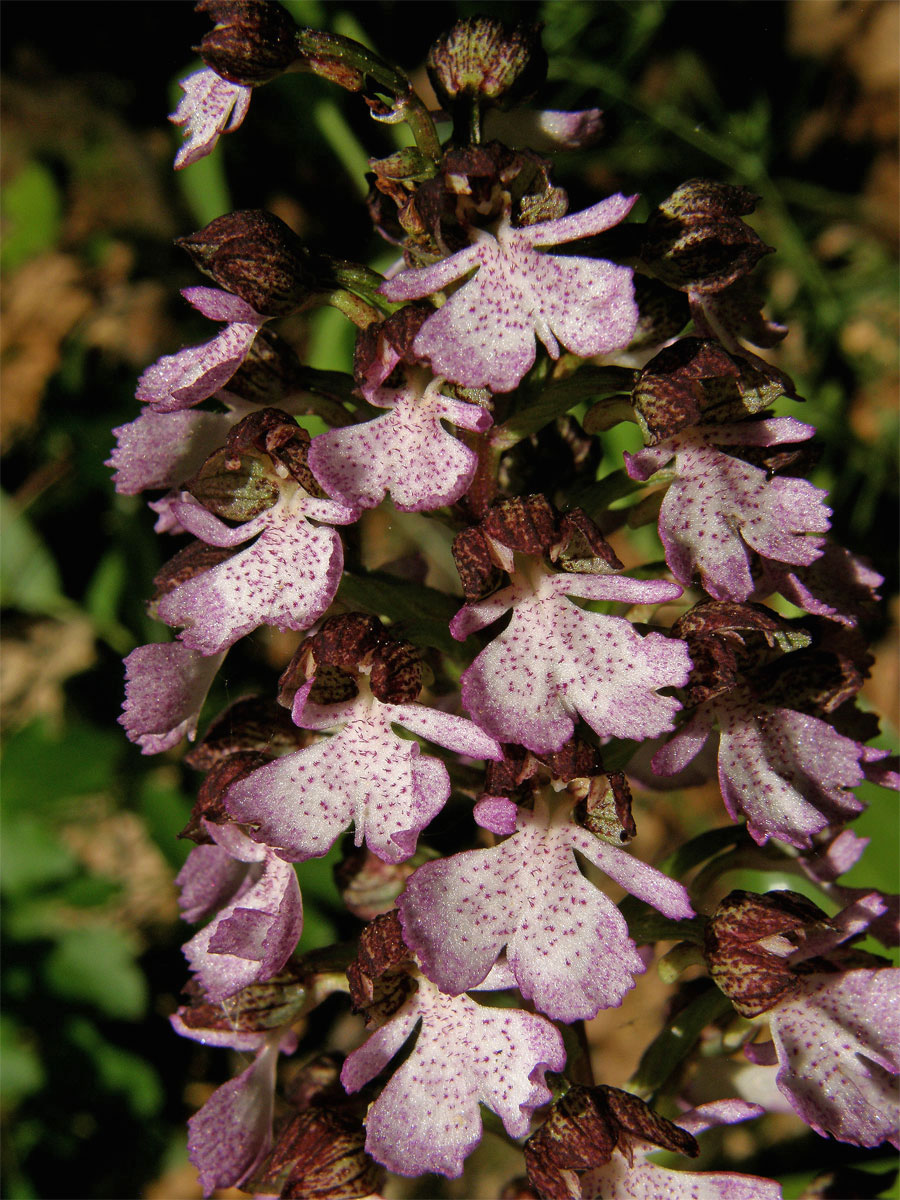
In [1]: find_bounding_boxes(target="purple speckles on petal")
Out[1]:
[307,375,491,512]
[715,699,865,847]
[578,1099,781,1198]
[399,795,692,1021]
[341,974,565,1178]
[120,642,225,755]
[753,541,883,627]
[188,1041,278,1197]
[626,419,831,602]
[226,689,499,864]
[171,68,252,169]
[654,696,865,848]
[108,408,240,496]
[155,492,348,655]
[769,968,900,1148]
[136,292,267,413]
[456,568,690,754]
[178,841,303,1003]
[581,1145,782,1199]
[380,196,639,393]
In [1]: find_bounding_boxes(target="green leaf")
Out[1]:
[0,161,62,272]
[295,846,343,954]
[304,304,358,373]
[66,1017,163,1118]
[3,875,122,941]
[1,720,122,812]
[630,983,733,1096]
[495,366,636,449]
[0,491,69,615]
[138,776,194,869]
[582,395,639,435]
[0,816,78,899]
[83,550,132,651]
[569,469,647,519]
[658,825,748,880]
[281,0,326,23]
[842,778,900,897]
[779,1161,899,1200]
[43,927,147,1020]
[58,875,122,909]
[312,99,370,200]
[620,901,706,946]
[0,1015,45,1107]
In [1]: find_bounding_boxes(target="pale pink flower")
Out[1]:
[171,68,252,169]
[380,194,639,393]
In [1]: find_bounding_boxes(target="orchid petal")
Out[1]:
[171,68,252,169]
[341,976,565,1178]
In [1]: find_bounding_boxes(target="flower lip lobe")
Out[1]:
[455,568,689,754]
[340,973,566,1178]
[380,194,640,393]
[398,793,694,1022]
[171,68,252,169]
[307,374,492,512]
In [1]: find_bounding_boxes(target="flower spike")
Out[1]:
[114,12,898,1195]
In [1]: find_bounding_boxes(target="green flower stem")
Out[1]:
[327,260,399,308]
[321,289,383,328]
[296,28,443,162]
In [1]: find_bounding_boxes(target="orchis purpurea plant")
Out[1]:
[110,5,900,1197]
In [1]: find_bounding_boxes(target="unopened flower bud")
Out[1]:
[370,638,421,704]
[185,444,281,522]
[197,0,299,86]
[224,407,318,489]
[641,179,773,295]
[184,696,306,770]
[482,494,559,556]
[704,889,830,1017]
[427,18,547,109]
[180,748,269,840]
[152,540,236,600]
[177,210,322,317]
[253,1107,383,1200]
[552,507,623,574]
[452,525,505,600]
[482,744,539,800]
[176,961,310,1038]
[524,1085,697,1199]
[346,911,417,1026]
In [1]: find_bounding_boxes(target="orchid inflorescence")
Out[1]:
[110,4,899,1197]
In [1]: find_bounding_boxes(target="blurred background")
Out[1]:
[1,2,897,1197]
